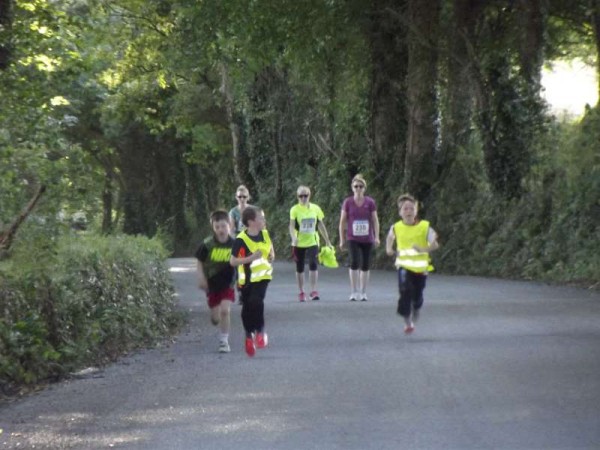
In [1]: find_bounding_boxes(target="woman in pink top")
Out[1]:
[338,174,380,301]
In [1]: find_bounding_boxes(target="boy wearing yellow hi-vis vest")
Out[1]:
[386,194,439,335]
[230,206,275,357]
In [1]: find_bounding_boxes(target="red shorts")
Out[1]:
[207,288,235,309]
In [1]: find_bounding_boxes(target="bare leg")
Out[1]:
[296,272,305,293]
[218,301,231,335]
[309,270,318,293]
[349,269,359,299]
[359,270,370,300]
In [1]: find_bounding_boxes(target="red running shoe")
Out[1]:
[309,291,320,301]
[298,291,306,302]
[255,332,268,349]
[245,337,256,357]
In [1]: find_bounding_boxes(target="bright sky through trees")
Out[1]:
[542,59,599,117]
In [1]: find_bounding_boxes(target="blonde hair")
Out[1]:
[235,184,251,200]
[296,185,311,196]
[397,193,417,208]
[351,174,367,189]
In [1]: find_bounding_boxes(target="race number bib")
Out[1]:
[299,218,317,234]
[352,220,369,236]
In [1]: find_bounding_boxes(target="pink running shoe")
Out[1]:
[245,337,256,357]
[404,324,415,335]
[309,291,320,301]
[255,332,268,349]
[298,291,306,302]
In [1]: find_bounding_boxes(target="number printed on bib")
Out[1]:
[300,218,317,234]
[352,220,369,236]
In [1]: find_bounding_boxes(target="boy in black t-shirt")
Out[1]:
[195,210,235,353]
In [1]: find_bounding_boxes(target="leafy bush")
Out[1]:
[433,108,600,287]
[0,234,182,393]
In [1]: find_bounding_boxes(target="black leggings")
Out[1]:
[293,246,318,273]
[348,240,373,271]
[397,268,427,318]
[240,280,269,336]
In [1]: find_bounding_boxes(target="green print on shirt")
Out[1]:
[210,247,232,263]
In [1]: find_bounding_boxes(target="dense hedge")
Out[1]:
[0,234,181,394]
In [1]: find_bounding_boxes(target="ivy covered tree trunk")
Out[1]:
[474,1,546,200]
[119,126,156,236]
[248,65,287,202]
[403,0,440,200]
[0,0,11,70]
[438,0,482,174]
[367,0,408,200]
[592,0,600,101]
[220,63,244,186]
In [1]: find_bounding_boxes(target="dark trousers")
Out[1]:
[397,268,427,318]
[240,280,269,336]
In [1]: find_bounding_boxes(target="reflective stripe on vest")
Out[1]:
[393,220,433,273]
[237,230,273,285]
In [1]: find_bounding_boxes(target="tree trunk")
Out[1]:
[592,0,600,102]
[0,0,12,70]
[438,0,482,173]
[220,63,243,185]
[101,170,113,234]
[0,185,46,255]
[517,0,545,85]
[368,0,408,198]
[403,0,440,200]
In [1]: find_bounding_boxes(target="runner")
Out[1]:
[195,210,235,353]
[229,185,253,237]
[229,184,254,304]
[289,185,332,302]
[385,194,439,334]
[230,206,275,357]
[338,174,380,301]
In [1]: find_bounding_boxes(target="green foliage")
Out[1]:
[0,234,181,392]
[433,107,600,286]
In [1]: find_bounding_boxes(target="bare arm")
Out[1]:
[413,228,440,253]
[385,226,396,256]
[372,210,380,247]
[318,220,331,247]
[338,210,347,250]
[196,260,208,291]
[289,219,297,246]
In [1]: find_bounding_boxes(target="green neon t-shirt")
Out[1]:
[290,202,325,248]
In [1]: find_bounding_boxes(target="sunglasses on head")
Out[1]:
[298,194,309,198]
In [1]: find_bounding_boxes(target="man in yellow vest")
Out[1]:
[386,194,439,334]
[230,206,275,357]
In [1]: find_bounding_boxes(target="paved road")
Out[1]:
[1,259,599,449]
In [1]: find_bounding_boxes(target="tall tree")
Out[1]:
[0,0,11,70]
[592,0,600,100]
[438,0,483,175]
[367,0,408,200]
[403,0,441,200]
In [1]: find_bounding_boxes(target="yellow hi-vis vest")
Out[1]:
[237,229,273,286]
[393,220,434,273]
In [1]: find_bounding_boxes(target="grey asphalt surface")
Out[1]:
[1,258,599,450]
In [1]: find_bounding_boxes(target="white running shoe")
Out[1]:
[218,341,231,353]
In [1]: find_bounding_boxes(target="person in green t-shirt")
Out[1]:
[289,185,332,302]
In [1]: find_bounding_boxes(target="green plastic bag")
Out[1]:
[318,245,339,268]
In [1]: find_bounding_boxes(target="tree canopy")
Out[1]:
[1,0,599,284]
